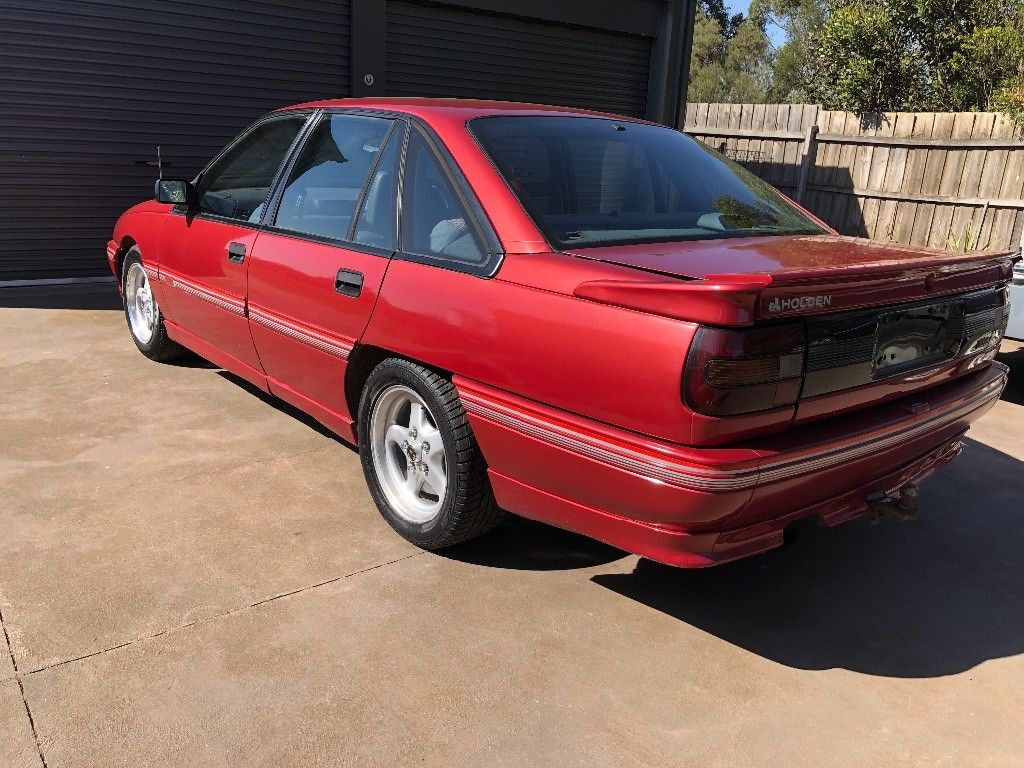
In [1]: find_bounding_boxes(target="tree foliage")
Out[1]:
[803,0,1024,114]
[697,0,745,37]
[687,0,1024,124]
[688,0,825,104]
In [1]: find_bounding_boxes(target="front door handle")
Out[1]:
[336,269,364,297]
[227,242,246,264]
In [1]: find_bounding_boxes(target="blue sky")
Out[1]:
[727,0,787,45]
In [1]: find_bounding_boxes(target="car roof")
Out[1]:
[278,97,654,124]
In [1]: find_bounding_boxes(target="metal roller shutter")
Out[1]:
[386,1,651,119]
[0,0,351,280]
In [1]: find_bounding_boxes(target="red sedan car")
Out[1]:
[108,98,1012,567]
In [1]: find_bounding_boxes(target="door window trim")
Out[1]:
[259,112,407,257]
[169,106,504,275]
[346,120,402,244]
[172,110,319,229]
[394,120,504,279]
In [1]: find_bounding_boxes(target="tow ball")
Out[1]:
[866,483,920,523]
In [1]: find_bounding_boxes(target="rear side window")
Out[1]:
[470,115,825,249]
[197,114,308,222]
[274,114,394,241]
[401,129,486,265]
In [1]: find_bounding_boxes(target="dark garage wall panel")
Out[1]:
[0,0,350,280]
[386,1,651,119]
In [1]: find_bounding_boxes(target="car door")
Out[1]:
[245,112,404,437]
[157,112,311,385]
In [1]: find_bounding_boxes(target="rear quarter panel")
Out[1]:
[360,253,701,443]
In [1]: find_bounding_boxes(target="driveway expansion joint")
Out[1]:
[23,550,427,679]
[1,604,48,768]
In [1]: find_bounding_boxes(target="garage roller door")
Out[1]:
[0,0,351,280]
[386,1,652,118]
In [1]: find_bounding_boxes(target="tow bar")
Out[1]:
[866,483,920,523]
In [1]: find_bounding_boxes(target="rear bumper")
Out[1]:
[457,361,1007,567]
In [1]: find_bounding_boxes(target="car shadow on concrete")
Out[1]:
[215,370,349,444]
[210,367,627,571]
[441,516,628,571]
[591,438,1024,678]
[996,341,1024,406]
[165,352,220,369]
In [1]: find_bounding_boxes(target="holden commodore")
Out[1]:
[108,98,1013,567]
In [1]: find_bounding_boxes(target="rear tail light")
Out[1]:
[683,323,807,416]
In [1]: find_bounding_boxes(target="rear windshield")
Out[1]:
[469,115,825,249]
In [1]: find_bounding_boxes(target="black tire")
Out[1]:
[121,248,186,362]
[358,358,504,549]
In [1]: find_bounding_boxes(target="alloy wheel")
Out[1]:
[125,262,157,345]
[369,384,449,524]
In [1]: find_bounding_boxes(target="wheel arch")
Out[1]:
[114,236,139,281]
[344,344,453,440]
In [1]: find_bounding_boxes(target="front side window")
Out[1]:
[274,113,394,242]
[197,114,308,222]
[469,116,826,249]
[401,129,486,265]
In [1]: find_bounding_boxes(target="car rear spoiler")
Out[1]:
[573,254,1017,327]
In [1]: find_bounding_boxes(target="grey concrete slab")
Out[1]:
[0,680,40,768]
[0,611,16,681]
[0,306,353,488]
[3,299,1024,768]
[1,307,416,670]
[24,536,1024,768]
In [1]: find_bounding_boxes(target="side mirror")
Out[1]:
[155,179,193,205]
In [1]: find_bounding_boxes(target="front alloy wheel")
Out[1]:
[125,261,157,345]
[121,247,184,362]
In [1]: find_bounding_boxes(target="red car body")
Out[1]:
[108,98,1013,567]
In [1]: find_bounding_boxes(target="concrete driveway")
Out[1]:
[2,285,1023,768]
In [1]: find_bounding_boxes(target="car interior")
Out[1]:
[274,117,392,241]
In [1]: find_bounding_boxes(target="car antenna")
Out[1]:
[157,145,163,180]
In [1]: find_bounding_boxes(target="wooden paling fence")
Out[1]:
[683,103,1024,252]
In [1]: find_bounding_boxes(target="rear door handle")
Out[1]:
[336,269,363,297]
[227,242,246,264]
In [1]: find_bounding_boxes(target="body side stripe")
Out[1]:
[248,304,354,360]
[156,266,246,315]
[459,372,1004,492]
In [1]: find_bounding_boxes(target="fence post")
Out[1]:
[796,125,819,205]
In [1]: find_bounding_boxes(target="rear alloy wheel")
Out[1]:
[358,358,504,549]
[370,384,449,524]
[121,248,184,362]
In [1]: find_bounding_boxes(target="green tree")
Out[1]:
[723,8,775,101]
[698,0,745,37]
[688,10,730,103]
[688,4,775,103]
[688,0,828,104]
[949,25,1024,109]
[803,2,926,111]
[804,0,1024,114]
[758,0,828,101]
